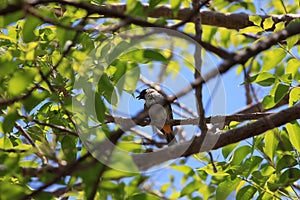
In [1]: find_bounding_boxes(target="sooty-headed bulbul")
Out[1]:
[137,88,176,145]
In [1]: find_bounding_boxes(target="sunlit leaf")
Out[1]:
[263,130,278,162]
[286,121,300,152]
[170,0,181,16]
[250,72,275,86]
[262,48,286,71]
[286,58,300,78]
[262,95,276,109]
[249,15,262,26]
[263,17,274,30]
[286,34,299,50]
[239,26,263,34]
[289,87,300,106]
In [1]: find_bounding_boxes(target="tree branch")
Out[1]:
[2,1,300,30]
[132,103,300,170]
[172,22,300,101]
[106,112,273,127]
[68,3,300,30]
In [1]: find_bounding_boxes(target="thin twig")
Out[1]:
[15,122,48,165]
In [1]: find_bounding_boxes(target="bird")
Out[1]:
[136,88,176,145]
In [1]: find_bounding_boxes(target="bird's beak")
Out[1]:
[136,94,142,100]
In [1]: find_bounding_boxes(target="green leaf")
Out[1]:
[262,95,276,109]
[249,15,262,26]
[97,73,117,105]
[230,146,252,165]
[222,142,239,159]
[61,136,77,162]
[274,83,289,103]
[0,182,27,200]
[276,155,297,172]
[0,10,23,28]
[236,185,257,200]
[7,67,38,96]
[262,48,286,71]
[100,180,119,190]
[120,65,140,93]
[286,121,300,152]
[279,73,292,85]
[263,130,278,162]
[266,174,281,192]
[108,151,139,173]
[239,26,263,34]
[286,34,299,50]
[286,58,300,78]
[120,49,167,64]
[3,110,19,133]
[117,141,142,152]
[148,0,162,10]
[128,193,160,200]
[279,168,300,186]
[125,0,145,17]
[143,49,167,62]
[180,180,202,197]
[216,178,240,199]
[263,17,274,30]
[102,168,136,179]
[289,87,300,106]
[242,156,263,177]
[23,15,42,43]
[23,90,49,113]
[250,72,275,86]
[171,0,181,16]
[172,165,194,176]
[274,21,285,32]
[94,93,106,122]
[56,26,76,50]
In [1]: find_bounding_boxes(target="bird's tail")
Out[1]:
[161,125,177,145]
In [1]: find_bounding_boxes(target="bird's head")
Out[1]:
[136,89,148,100]
[137,88,159,99]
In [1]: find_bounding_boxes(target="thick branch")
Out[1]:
[106,112,273,127]
[132,103,300,170]
[1,1,300,30]
[85,3,300,30]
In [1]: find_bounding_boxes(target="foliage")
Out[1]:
[0,0,300,199]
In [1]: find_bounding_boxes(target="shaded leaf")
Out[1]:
[216,178,240,199]
[263,130,278,162]
[274,83,289,103]
[23,16,42,43]
[236,185,257,200]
